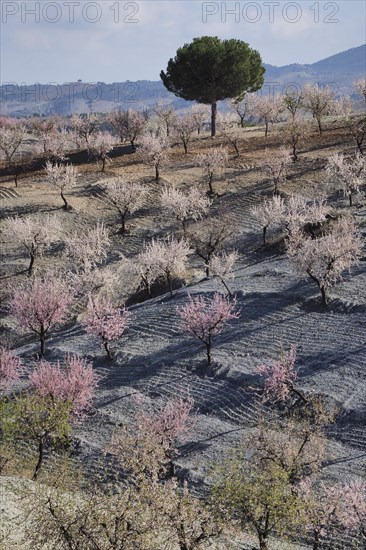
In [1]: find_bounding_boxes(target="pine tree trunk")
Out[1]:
[211,101,217,137]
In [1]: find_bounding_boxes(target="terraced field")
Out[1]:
[1,121,365,549]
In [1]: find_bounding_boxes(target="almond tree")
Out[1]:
[64,222,110,274]
[354,77,366,103]
[38,129,70,164]
[82,296,131,360]
[3,213,61,276]
[107,108,145,149]
[261,147,292,194]
[8,273,74,357]
[256,346,307,404]
[0,124,26,186]
[189,103,209,134]
[70,113,98,150]
[191,218,234,277]
[230,92,256,127]
[116,393,196,477]
[298,478,343,550]
[197,147,228,194]
[213,452,302,550]
[173,113,196,154]
[345,115,366,156]
[338,479,366,546]
[161,184,211,235]
[29,355,99,417]
[0,346,23,391]
[101,179,149,233]
[303,84,336,134]
[281,116,311,161]
[326,151,365,206]
[152,101,176,137]
[218,113,243,157]
[137,134,170,181]
[177,292,239,366]
[208,250,238,297]
[44,161,78,209]
[252,94,284,137]
[88,131,115,172]
[149,237,191,297]
[282,89,304,122]
[0,392,71,480]
[251,195,286,245]
[286,216,362,305]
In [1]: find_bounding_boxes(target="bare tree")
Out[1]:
[280,116,311,161]
[189,104,209,133]
[152,101,176,136]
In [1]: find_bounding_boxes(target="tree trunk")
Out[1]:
[119,212,126,233]
[312,531,320,550]
[104,340,112,360]
[265,120,269,138]
[320,285,328,305]
[220,278,232,298]
[208,173,214,195]
[317,116,322,135]
[258,532,269,550]
[211,101,217,137]
[33,438,44,480]
[205,340,212,366]
[166,272,173,298]
[263,225,267,246]
[60,190,68,210]
[28,253,35,277]
[183,140,188,154]
[101,157,106,172]
[349,192,352,207]
[155,163,159,181]
[40,325,46,357]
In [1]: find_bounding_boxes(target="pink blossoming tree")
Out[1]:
[9,274,74,357]
[177,292,239,366]
[82,296,131,360]
[256,346,307,404]
[0,346,23,391]
[29,355,99,417]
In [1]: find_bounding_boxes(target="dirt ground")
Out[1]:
[0,118,365,549]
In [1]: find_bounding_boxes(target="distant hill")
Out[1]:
[0,44,365,117]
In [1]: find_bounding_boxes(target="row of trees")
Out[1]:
[1,75,364,186]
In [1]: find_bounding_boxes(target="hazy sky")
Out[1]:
[1,0,365,84]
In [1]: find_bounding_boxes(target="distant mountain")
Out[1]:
[262,44,365,94]
[0,45,365,117]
